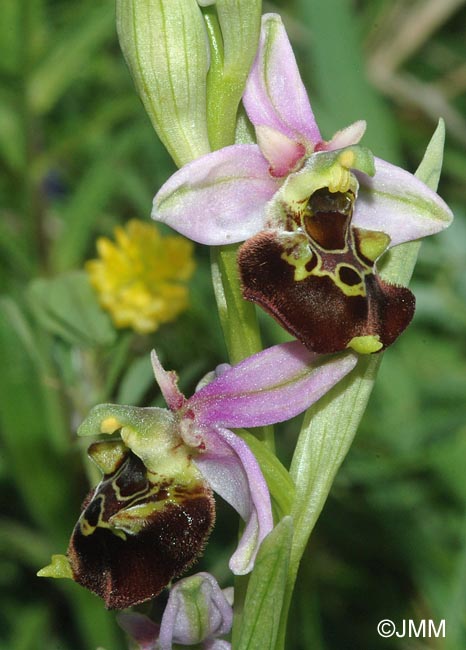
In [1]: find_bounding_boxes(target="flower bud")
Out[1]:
[201,0,262,148]
[116,0,211,166]
[158,572,233,649]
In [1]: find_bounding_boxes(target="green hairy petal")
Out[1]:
[77,403,191,477]
[269,145,374,226]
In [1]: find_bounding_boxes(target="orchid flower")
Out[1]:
[38,342,357,608]
[118,572,233,650]
[152,13,453,355]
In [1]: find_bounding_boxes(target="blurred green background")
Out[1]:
[0,1,465,648]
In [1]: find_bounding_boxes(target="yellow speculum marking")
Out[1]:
[282,245,368,298]
[79,494,116,538]
[334,263,366,297]
[79,459,204,539]
[311,262,367,298]
[280,247,313,281]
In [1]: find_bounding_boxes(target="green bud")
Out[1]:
[116,0,211,166]
[202,0,262,149]
[164,572,233,645]
[215,0,261,85]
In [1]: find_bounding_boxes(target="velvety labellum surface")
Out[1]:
[67,441,215,609]
[238,188,415,354]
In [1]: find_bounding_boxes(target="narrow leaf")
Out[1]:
[28,271,116,347]
[51,130,139,271]
[236,517,293,650]
[28,4,114,113]
[380,119,446,286]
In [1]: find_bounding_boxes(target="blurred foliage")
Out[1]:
[0,0,464,649]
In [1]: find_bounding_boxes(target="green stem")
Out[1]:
[210,245,262,365]
[201,7,275,645]
[274,121,446,649]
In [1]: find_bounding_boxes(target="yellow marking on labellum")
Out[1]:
[334,263,366,297]
[80,518,96,536]
[113,482,150,504]
[78,491,126,540]
[280,248,314,281]
[108,480,204,536]
[347,335,383,354]
[282,242,369,297]
[310,263,368,298]
[357,229,391,262]
[109,501,173,535]
[79,494,106,537]
[100,416,121,434]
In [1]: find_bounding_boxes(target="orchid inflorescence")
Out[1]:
[153,13,452,355]
[39,4,452,650]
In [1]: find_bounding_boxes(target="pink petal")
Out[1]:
[151,350,185,410]
[190,341,358,429]
[354,157,453,247]
[243,14,321,146]
[321,120,367,152]
[152,145,279,245]
[193,427,273,574]
[256,125,306,177]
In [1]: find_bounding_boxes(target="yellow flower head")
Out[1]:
[86,220,195,334]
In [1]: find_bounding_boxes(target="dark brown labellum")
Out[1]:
[238,188,415,354]
[67,444,215,609]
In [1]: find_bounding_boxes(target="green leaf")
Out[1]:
[28,271,116,347]
[380,119,446,286]
[10,604,50,650]
[276,122,449,649]
[0,0,22,75]
[0,298,73,539]
[238,431,295,518]
[28,4,114,114]
[117,354,155,405]
[415,118,446,189]
[50,129,142,271]
[0,99,25,173]
[0,520,52,569]
[235,517,293,650]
